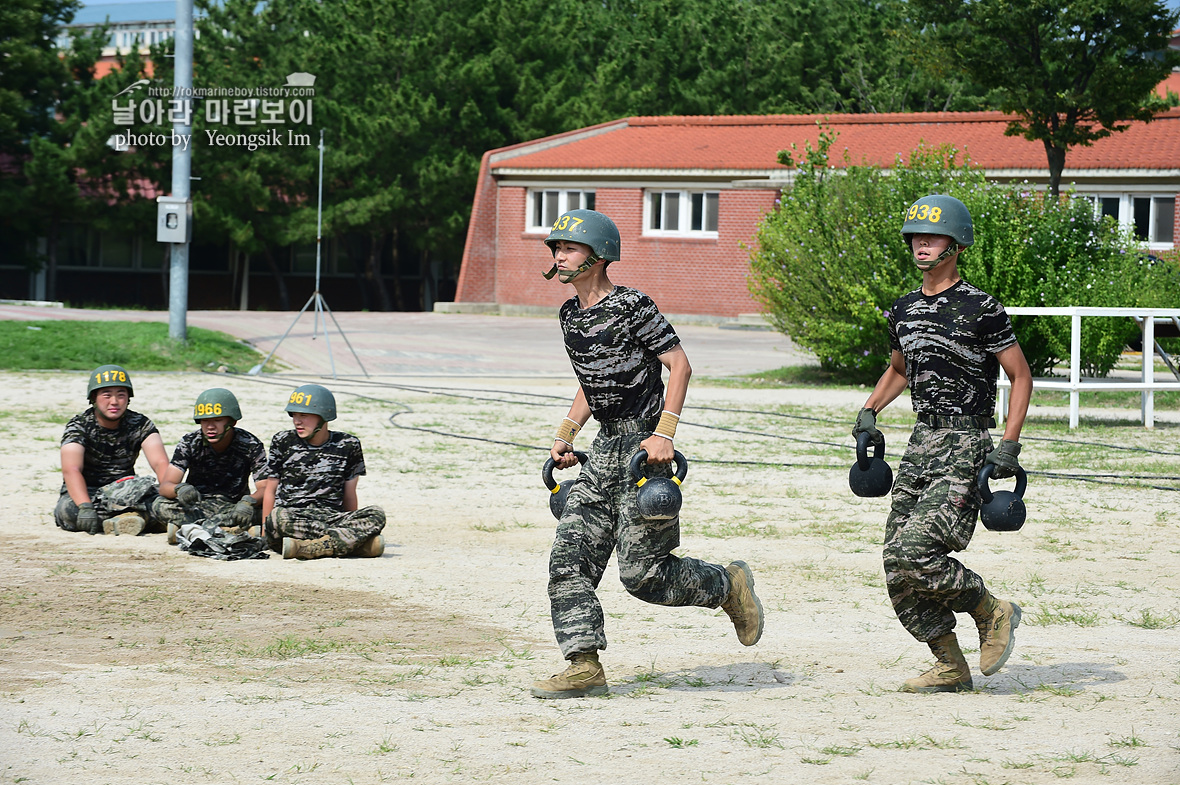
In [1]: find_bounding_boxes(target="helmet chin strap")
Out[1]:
[914,242,960,272]
[542,255,598,282]
[203,423,235,445]
[298,417,326,442]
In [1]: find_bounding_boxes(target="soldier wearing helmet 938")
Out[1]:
[55,365,170,536]
[151,388,270,545]
[260,384,386,560]
[853,194,1033,694]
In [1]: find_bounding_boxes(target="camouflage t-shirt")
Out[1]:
[264,430,366,511]
[59,408,160,491]
[888,279,1017,417]
[169,427,269,498]
[559,286,681,422]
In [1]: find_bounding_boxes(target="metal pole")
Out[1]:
[312,130,324,337]
[168,0,194,342]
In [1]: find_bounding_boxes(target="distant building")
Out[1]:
[58,1,193,78]
[455,110,1180,319]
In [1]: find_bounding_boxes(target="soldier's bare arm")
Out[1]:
[61,442,90,505]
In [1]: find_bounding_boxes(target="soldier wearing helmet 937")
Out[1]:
[531,209,765,701]
[55,365,170,536]
[151,388,270,545]
[260,384,386,560]
[853,194,1033,694]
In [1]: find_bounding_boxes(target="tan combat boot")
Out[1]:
[530,652,608,699]
[166,522,179,545]
[971,592,1022,676]
[103,512,146,537]
[721,561,765,646]
[353,534,384,558]
[900,633,973,693]
[282,535,338,560]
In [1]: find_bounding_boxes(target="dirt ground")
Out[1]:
[2,370,1179,784]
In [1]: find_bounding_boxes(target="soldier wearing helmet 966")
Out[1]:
[55,365,170,536]
[151,388,270,545]
[260,384,386,560]
[531,209,765,701]
[853,194,1033,694]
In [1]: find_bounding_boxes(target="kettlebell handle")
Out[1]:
[542,451,589,493]
[977,463,1028,504]
[629,449,689,486]
[855,431,886,470]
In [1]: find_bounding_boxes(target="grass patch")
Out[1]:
[0,320,266,373]
[702,364,868,388]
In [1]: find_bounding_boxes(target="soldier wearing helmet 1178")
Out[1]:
[852,194,1034,694]
[531,209,765,700]
[151,388,270,545]
[55,365,170,536]
[260,384,386,560]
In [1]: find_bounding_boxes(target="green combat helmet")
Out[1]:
[542,209,621,282]
[285,384,336,422]
[901,195,973,271]
[87,364,133,401]
[285,384,336,441]
[193,388,242,422]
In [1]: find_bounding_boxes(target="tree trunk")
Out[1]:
[388,225,404,311]
[45,218,58,302]
[1044,141,1067,198]
[160,243,170,305]
[348,236,371,310]
[262,247,290,310]
[365,230,394,311]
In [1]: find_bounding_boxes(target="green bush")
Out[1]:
[748,128,1168,383]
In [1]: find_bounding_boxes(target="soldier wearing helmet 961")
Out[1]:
[531,209,765,700]
[852,194,1033,694]
[260,384,386,560]
[55,365,170,536]
[151,388,270,545]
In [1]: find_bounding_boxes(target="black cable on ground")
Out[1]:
[226,372,1180,491]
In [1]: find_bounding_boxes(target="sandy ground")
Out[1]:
[2,370,1179,784]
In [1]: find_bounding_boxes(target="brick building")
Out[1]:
[454,110,1180,319]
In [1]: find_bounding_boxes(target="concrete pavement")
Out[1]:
[0,303,810,378]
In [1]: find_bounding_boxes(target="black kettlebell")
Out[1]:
[628,449,688,521]
[542,451,589,519]
[849,432,893,497]
[977,463,1028,532]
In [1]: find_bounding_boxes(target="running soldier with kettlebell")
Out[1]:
[55,365,170,536]
[152,388,269,543]
[261,384,386,560]
[853,195,1033,693]
[531,209,765,699]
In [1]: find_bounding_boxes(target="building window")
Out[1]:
[1084,193,1175,247]
[528,189,595,231]
[645,190,718,236]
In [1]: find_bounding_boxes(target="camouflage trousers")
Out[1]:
[265,505,386,556]
[883,422,993,642]
[54,476,160,532]
[150,494,262,532]
[548,419,729,659]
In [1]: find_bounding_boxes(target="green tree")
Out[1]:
[749,128,1167,382]
[909,0,1180,196]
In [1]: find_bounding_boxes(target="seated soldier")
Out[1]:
[55,365,169,536]
[151,388,269,544]
[262,384,386,559]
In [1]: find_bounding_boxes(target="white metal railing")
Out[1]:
[997,307,1180,429]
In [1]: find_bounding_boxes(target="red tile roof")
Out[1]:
[492,109,1180,173]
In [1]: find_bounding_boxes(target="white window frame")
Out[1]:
[527,189,596,232]
[1081,192,1175,250]
[643,189,719,238]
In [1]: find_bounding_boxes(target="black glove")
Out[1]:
[231,495,256,527]
[175,483,202,507]
[852,407,884,446]
[985,439,1022,480]
[77,502,100,535]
